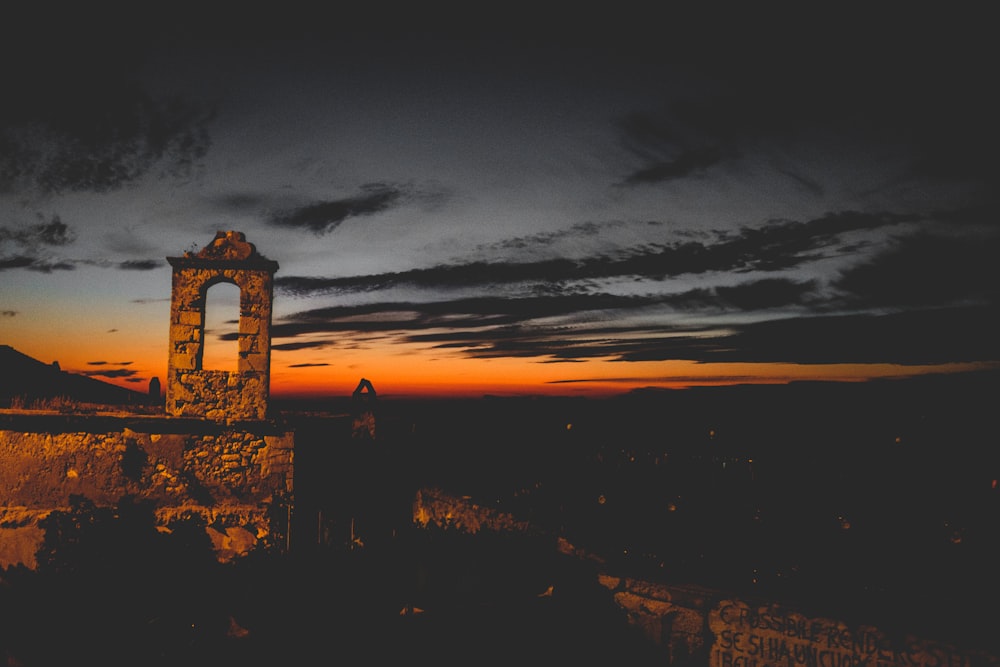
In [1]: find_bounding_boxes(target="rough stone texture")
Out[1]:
[413,486,535,534]
[0,508,47,570]
[413,486,1000,667]
[598,575,712,664]
[0,414,293,568]
[207,524,260,562]
[165,231,279,421]
[707,599,1000,667]
[0,232,293,570]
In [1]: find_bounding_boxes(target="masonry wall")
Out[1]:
[603,576,1000,667]
[0,413,293,568]
[166,262,275,421]
[414,487,1000,667]
[167,368,270,422]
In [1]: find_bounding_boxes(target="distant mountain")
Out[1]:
[0,345,150,407]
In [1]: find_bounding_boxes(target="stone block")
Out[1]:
[177,310,203,326]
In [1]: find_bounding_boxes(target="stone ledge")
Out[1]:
[0,410,291,435]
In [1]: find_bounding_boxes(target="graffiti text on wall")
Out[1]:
[709,600,998,667]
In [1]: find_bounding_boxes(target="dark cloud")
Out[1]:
[616,60,1000,195]
[36,261,76,273]
[272,341,332,352]
[832,232,1000,309]
[1,217,76,272]
[611,306,1000,366]
[36,218,74,245]
[402,323,687,362]
[275,258,585,296]
[395,305,1000,367]
[288,362,331,368]
[81,368,140,379]
[273,207,986,369]
[0,217,74,246]
[276,210,919,297]
[619,278,821,315]
[270,276,816,352]
[269,183,407,234]
[492,220,629,252]
[2,310,17,317]
[0,15,214,195]
[615,110,732,186]
[773,168,825,198]
[273,293,657,340]
[271,244,999,367]
[548,375,764,386]
[0,257,76,273]
[625,147,727,186]
[0,88,213,194]
[0,257,34,271]
[118,260,162,271]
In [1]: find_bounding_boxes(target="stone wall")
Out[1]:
[600,576,1000,667]
[0,412,293,569]
[166,370,270,422]
[414,487,1000,667]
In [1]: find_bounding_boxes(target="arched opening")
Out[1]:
[202,281,241,371]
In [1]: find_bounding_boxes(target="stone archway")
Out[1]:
[165,231,279,421]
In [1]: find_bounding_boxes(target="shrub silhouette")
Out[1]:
[21,494,232,665]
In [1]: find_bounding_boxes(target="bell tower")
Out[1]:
[165,231,279,421]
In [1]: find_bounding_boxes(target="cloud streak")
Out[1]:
[0,217,74,248]
[267,182,449,235]
[275,209,926,297]
[118,260,162,271]
[0,217,78,272]
[269,184,405,234]
[269,204,999,371]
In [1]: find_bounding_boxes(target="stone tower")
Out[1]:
[165,231,279,421]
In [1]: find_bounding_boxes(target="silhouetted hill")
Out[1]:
[0,345,149,407]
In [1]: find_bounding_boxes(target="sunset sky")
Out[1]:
[2,8,998,399]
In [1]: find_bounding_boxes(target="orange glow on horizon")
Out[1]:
[10,331,998,402]
[267,355,998,399]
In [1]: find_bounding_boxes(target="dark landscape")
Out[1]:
[316,372,1000,635]
[2,368,999,665]
[3,11,999,666]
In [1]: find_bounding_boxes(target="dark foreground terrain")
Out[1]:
[292,372,1000,651]
[3,371,998,664]
[1,512,661,666]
